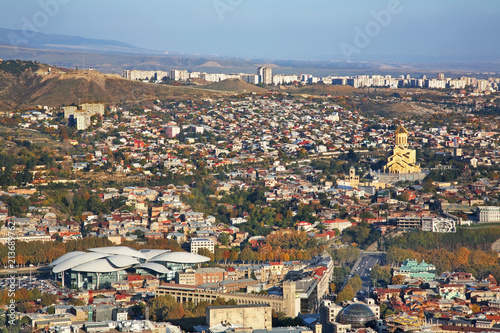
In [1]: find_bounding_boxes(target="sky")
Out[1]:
[1,0,499,62]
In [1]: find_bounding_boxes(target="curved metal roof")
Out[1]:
[136,262,171,274]
[52,252,110,273]
[88,246,147,259]
[140,249,171,260]
[49,251,86,266]
[72,259,125,273]
[51,247,206,274]
[150,251,210,264]
[107,255,140,268]
[338,303,376,328]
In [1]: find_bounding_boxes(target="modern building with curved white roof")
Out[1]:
[50,246,209,290]
[150,251,211,264]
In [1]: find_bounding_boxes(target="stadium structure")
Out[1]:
[49,246,210,289]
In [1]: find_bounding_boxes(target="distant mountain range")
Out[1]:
[0,28,155,55]
[0,28,499,76]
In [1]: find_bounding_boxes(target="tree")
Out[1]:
[349,274,363,293]
[229,250,239,263]
[222,250,230,264]
[208,244,221,261]
[148,295,185,321]
[336,284,354,303]
[41,293,58,307]
[68,298,85,306]
[470,304,481,313]
[219,233,230,246]
[130,303,145,319]
[391,274,405,285]
[240,246,254,263]
[346,150,359,163]
[360,211,376,219]
[370,265,392,287]
[380,303,391,319]
[197,248,214,262]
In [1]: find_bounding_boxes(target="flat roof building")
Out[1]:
[477,206,500,223]
[207,304,272,330]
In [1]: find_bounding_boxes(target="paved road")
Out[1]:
[0,265,51,276]
[350,252,385,295]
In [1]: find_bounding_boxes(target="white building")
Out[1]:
[192,125,204,134]
[324,112,339,122]
[169,70,189,81]
[477,206,500,223]
[200,73,235,82]
[76,113,91,130]
[190,238,215,254]
[272,74,298,85]
[63,106,78,119]
[258,67,273,85]
[81,103,105,116]
[122,70,157,80]
[421,217,456,232]
[165,125,181,138]
[426,79,447,89]
[230,217,247,225]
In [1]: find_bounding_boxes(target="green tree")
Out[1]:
[229,250,239,262]
[197,247,214,262]
[336,284,354,303]
[219,233,230,246]
[240,246,254,263]
[349,274,363,293]
[41,293,58,307]
[370,265,392,287]
[214,247,223,263]
[68,298,84,306]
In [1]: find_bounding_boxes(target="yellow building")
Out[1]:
[343,166,360,187]
[384,125,421,174]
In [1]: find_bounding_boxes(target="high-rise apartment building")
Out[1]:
[165,125,181,138]
[258,67,272,85]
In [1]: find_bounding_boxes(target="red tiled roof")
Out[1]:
[127,275,143,281]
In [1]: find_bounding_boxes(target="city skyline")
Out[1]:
[0,0,499,63]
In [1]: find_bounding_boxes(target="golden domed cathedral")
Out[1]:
[384,125,421,174]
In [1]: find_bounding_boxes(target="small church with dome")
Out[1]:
[384,125,421,174]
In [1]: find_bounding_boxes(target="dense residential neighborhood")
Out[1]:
[2,60,500,333]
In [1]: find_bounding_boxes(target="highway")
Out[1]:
[350,252,385,295]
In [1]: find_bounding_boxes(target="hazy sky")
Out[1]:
[1,0,499,62]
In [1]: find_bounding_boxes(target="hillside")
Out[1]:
[199,78,267,93]
[0,61,223,109]
[285,84,358,96]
